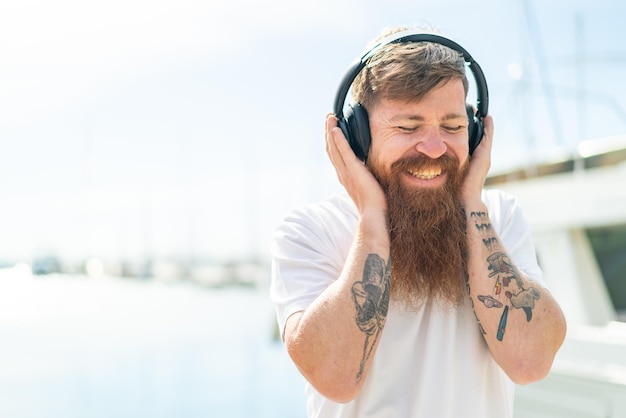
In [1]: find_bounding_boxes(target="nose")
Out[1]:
[415,129,447,158]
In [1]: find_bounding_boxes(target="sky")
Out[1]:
[1,0,625,265]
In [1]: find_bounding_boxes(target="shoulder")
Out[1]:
[270,193,358,325]
[481,188,533,241]
[482,189,524,223]
[481,188,519,212]
[278,192,358,234]
[272,192,358,257]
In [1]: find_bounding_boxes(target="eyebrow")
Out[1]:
[389,112,468,123]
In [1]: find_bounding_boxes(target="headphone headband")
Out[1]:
[333,31,489,121]
[332,30,489,160]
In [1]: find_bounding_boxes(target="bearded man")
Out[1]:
[270,27,566,418]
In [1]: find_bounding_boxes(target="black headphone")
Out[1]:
[333,31,489,161]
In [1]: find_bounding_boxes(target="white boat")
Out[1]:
[486,134,626,417]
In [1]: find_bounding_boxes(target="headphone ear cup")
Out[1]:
[466,104,484,155]
[337,113,354,153]
[345,103,371,161]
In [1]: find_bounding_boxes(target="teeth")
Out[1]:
[408,168,442,180]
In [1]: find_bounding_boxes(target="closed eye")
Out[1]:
[443,125,466,133]
[397,126,418,133]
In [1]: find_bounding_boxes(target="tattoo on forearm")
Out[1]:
[477,295,503,308]
[497,306,509,341]
[351,253,391,384]
[464,271,487,336]
[470,211,541,342]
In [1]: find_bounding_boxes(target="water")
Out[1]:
[0,269,306,418]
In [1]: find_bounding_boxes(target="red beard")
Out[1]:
[368,153,469,309]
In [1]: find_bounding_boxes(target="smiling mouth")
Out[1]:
[407,167,442,180]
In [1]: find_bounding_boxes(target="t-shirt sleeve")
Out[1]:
[269,203,350,338]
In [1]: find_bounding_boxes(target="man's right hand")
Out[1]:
[325,113,388,219]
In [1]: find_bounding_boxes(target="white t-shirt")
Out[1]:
[270,189,543,418]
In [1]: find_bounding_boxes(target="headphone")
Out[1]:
[333,31,489,161]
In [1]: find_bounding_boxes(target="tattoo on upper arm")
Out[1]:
[351,253,391,384]
[470,211,541,342]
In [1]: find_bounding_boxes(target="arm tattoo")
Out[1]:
[351,253,391,383]
[470,211,541,341]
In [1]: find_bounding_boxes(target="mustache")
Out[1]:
[389,153,460,174]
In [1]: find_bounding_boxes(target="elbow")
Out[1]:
[507,358,554,385]
[312,376,361,404]
[285,339,361,403]
[511,311,567,385]
[506,335,566,385]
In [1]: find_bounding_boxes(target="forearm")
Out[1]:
[284,213,390,402]
[464,200,566,384]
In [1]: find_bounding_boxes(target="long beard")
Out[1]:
[369,154,469,310]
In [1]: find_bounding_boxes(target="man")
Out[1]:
[270,27,566,418]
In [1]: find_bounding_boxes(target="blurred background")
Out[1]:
[1,0,625,416]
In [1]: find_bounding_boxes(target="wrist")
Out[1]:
[357,210,390,249]
[461,194,485,210]
[462,198,488,218]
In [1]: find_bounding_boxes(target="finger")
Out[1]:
[482,115,494,146]
[325,114,354,187]
[325,113,339,151]
[473,114,494,156]
[328,121,361,167]
[326,114,362,168]
[325,114,345,167]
